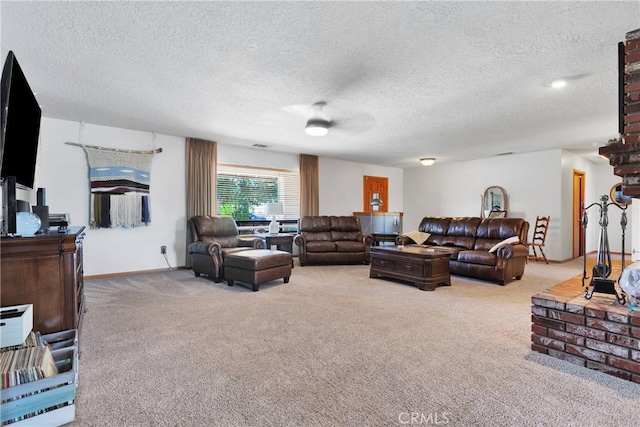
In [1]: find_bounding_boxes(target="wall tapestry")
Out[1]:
[64,139,162,229]
[83,146,159,229]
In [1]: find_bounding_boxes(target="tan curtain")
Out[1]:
[185,138,217,266]
[299,154,319,217]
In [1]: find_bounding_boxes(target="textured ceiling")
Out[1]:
[1,1,639,168]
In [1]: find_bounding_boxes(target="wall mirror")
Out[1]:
[482,186,508,218]
[610,182,632,208]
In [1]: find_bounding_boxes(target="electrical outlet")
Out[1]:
[160,245,166,254]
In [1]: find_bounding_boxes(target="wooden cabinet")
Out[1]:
[1,227,85,337]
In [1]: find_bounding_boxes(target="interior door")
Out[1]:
[573,170,585,258]
[363,176,388,212]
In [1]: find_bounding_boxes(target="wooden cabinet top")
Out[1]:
[1,226,85,257]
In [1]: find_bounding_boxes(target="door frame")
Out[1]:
[573,169,586,258]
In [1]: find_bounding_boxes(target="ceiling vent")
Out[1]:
[253,143,268,148]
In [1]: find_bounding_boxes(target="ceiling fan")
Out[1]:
[305,102,331,136]
[261,101,376,136]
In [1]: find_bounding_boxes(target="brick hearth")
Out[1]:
[531,276,640,383]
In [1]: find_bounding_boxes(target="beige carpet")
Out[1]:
[72,259,640,427]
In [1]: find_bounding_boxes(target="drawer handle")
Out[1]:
[403,264,414,271]
[380,260,389,266]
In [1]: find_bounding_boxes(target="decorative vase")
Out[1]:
[620,261,640,312]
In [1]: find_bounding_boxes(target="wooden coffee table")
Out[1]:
[369,246,451,291]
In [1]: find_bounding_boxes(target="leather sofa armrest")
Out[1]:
[496,244,529,259]
[293,234,308,266]
[188,241,224,271]
[238,237,265,249]
[188,241,220,256]
[362,233,374,259]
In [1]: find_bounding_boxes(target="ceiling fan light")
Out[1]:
[305,118,330,136]
[420,157,436,166]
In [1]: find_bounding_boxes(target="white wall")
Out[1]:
[217,144,299,170]
[37,118,186,276]
[403,150,564,258]
[318,157,403,216]
[589,161,636,258]
[401,149,636,262]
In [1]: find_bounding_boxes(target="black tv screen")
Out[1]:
[1,51,42,190]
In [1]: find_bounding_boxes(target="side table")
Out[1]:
[371,233,399,246]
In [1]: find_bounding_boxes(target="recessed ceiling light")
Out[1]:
[551,79,567,89]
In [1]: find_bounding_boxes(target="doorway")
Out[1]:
[572,169,585,258]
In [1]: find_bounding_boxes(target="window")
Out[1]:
[216,164,300,221]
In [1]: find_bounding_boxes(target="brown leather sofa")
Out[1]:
[397,217,529,285]
[188,215,265,282]
[294,216,373,266]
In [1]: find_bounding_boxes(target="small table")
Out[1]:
[371,233,399,246]
[369,246,451,291]
[260,233,294,253]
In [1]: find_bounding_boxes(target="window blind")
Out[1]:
[216,163,300,221]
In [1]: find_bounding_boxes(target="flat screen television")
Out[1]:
[1,50,42,190]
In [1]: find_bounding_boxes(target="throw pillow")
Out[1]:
[402,230,431,245]
[488,236,520,253]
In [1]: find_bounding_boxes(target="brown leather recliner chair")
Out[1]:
[187,215,265,282]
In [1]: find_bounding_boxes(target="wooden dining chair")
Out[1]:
[529,216,550,264]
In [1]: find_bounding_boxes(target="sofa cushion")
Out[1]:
[303,231,334,242]
[418,217,451,235]
[474,218,527,251]
[457,250,497,266]
[335,241,366,252]
[331,230,361,241]
[203,235,238,248]
[427,245,465,259]
[306,241,337,252]
[441,217,481,249]
[330,216,361,232]
[299,216,332,233]
[419,216,450,246]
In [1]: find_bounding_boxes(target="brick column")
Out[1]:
[600,28,640,198]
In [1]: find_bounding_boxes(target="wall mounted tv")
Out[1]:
[1,50,42,190]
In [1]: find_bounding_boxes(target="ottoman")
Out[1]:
[223,249,292,292]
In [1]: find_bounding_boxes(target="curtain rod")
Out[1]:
[65,142,162,154]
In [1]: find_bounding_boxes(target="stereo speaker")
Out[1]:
[2,176,17,235]
[36,187,46,206]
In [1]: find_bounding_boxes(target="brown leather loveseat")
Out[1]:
[294,216,373,266]
[397,217,529,285]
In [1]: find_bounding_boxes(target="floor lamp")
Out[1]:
[369,195,383,233]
